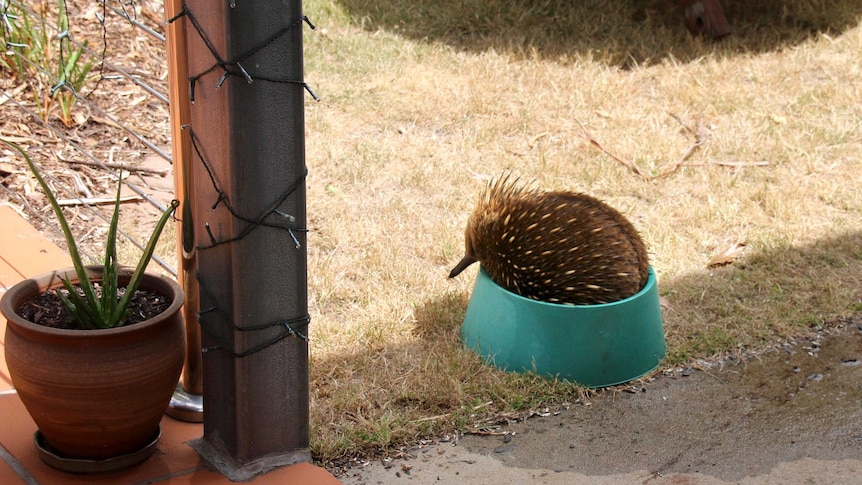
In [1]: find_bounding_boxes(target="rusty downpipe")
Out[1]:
[679,0,732,39]
[165,0,204,422]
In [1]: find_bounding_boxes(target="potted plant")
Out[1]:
[0,140,185,472]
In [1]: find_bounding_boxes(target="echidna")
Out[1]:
[449,175,649,305]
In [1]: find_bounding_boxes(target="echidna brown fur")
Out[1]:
[449,175,649,305]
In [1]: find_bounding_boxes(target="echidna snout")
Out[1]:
[449,231,478,278]
[450,176,649,305]
[448,254,476,279]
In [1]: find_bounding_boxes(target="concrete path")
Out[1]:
[341,316,862,484]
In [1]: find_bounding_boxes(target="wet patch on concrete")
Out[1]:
[458,315,862,481]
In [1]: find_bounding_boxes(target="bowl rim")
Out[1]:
[475,266,657,309]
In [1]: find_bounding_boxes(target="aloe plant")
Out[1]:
[3,140,179,329]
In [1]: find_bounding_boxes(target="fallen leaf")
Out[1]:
[707,242,746,268]
[130,95,148,107]
[0,84,28,106]
[0,162,17,175]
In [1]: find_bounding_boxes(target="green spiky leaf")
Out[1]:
[3,140,178,329]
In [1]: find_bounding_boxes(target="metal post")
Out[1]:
[165,0,204,424]
[169,1,310,479]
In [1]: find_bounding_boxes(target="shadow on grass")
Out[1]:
[336,0,862,66]
[412,290,468,340]
[311,230,862,459]
[309,290,469,458]
[660,230,862,363]
[310,289,585,459]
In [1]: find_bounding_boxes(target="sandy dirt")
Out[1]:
[340,315,862,484]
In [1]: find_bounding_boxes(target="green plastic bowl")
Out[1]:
[460,267,666,388]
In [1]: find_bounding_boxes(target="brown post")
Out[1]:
[167,1,310,479]
[164,0,204,423]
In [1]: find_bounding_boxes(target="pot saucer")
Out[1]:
[34,426,161,473]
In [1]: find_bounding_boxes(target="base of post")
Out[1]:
[166,384,204,423]
[189,437,311,482]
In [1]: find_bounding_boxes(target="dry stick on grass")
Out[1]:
[663,114,770,173]
[412,413,452,423]
[578,113,768,181]
[686,160,770,168]
[574,117,650,181]
[654,112,709,179]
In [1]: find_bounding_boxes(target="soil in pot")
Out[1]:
[16,284,171,330]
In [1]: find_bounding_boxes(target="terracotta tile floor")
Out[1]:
[0,205,340,484]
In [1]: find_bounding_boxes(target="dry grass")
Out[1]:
[303,0,862,461]
[3,0,861,466]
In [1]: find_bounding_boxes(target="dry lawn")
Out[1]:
[302,0,862,461]
[2,0,861,465]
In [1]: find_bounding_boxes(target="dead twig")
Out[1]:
[574,117,649,181]
[57,195,143,206]
[412,413,451,423]
[654,113,708,179]
[56,156,171,176]
[463,428,509,436]
[684,160,769,168]
[574,114,768,181]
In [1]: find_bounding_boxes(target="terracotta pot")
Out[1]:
[1,267,185,461]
